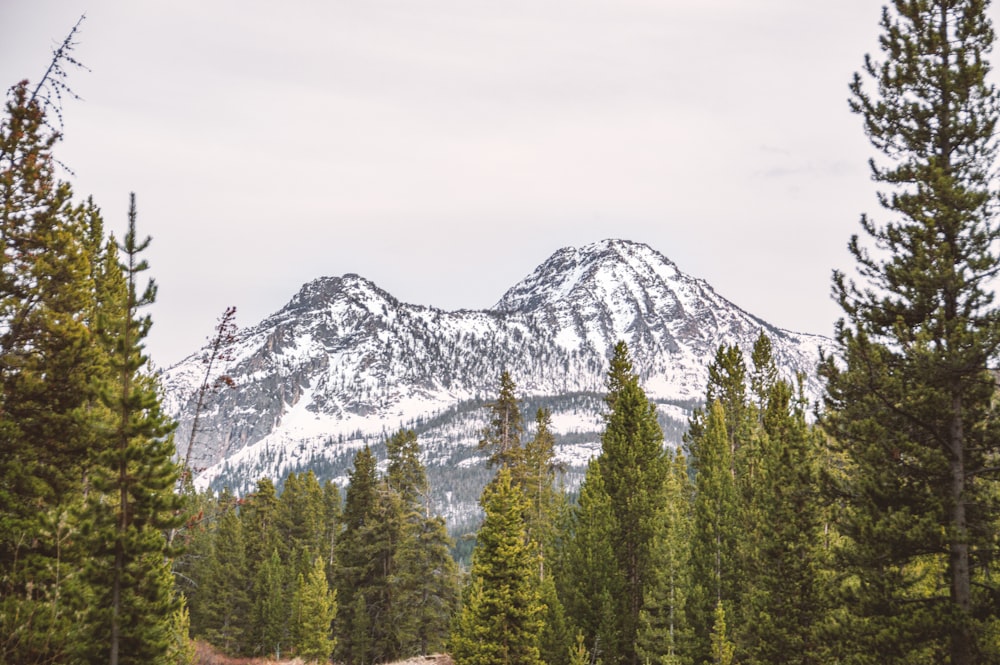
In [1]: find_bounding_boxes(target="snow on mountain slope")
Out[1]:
[162,239,829,527]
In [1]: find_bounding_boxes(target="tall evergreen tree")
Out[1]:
[0,28,194,664]
[366,482,405,664]
[636,448,694,665]
[822,1,1000,662]
[560,342,670,665]
[598,341,669,665]
[390,513,461,657]
[293,556,337,664]
[740,380,824,665]
[450,467,545,665]
[77,194,184,665]
[522,408,564,573]
[559,458,622,665]
[686,400,738,665]
[275,470,327,574]
[0,78,100,664]
[385,429,461,659]
[478,370,524,472]
[241,477,281,576]
[332,433,460,664]
[748,333,778,417]
[523,409,572,665]
[249,547,289,660]
[193,491,250,655]
[386,428,427,506]
[704,345,750,458]
[334,446,389,665]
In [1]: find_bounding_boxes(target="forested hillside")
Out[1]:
[4,2,1000,664]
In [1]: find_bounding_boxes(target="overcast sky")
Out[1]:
[2,1,968,367]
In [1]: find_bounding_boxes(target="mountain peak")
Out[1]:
[493,238,683,314]
[278,273,400,318]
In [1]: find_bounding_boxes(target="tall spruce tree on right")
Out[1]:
[821,1,1000,662]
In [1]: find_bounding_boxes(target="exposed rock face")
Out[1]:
[162,239,828,527]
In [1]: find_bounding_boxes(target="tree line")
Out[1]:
[177,430,460,663]
[5,0,1000,663]
[448,339,828,665]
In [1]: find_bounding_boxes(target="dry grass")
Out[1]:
[192,641,454,665]
[391,657,454,665]
[193,641,304,665]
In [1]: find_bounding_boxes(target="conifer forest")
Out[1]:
[6,1,1000,664]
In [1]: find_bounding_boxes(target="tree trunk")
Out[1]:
[949,398,971,665]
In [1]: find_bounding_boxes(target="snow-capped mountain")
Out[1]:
[162,239,829,530]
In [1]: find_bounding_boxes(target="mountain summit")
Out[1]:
[162,239,827,526]
[494,239,789,371]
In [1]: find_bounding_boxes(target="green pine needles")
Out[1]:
[0,73,188,663]
[451,466,546,665]
[823,1,1000,662]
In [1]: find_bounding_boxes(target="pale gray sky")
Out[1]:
[1,1,947,367]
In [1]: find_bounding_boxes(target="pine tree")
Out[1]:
[366,482,405,664]
[598,341,668,665]
[275,470,327,575]
[165,598,197,665]
[196,491,250,655]
[450,466,545,665]
[294,556,337,663]
[386,428,427,505]
[241,477,281,578]
[748,333,778,416]
[249,547,289,659]
[519,407,572,665]
[385,429,461,658]
[559,458,622,665]
[686,401,738,665]
[522,408,564,573]
[76,194,184,665]
[390,514,460,657]
[478,370,525,472]
[334,446,386,665]
[708,602,734,665]
[822,1,1000,662]
[637,448,694,665]
[704,345,750,459]
[334,433,461,663]
[741,379,824,665]
[0,79,100,664]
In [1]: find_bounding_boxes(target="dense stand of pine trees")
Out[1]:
[179,439,461,663]
[0,72,187,663]
[447,339,831,665]
[6,1,1000,663]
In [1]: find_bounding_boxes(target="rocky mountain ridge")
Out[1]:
[162,239,828,530]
